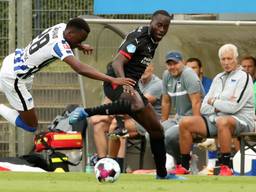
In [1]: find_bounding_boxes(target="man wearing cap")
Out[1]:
[161,51,205,174]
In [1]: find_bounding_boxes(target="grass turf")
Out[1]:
[0,172,255,192]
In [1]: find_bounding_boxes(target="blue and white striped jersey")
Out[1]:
[14,23,74,79]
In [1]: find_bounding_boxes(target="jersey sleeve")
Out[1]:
[144,79,162,99]
[183,68,202,94]
[162,70,169,95]
[118,31,138,60]
[52,40,74,60]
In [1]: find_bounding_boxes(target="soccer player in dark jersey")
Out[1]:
[69,10,185,180]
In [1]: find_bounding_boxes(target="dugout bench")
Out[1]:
[238,132,256,175]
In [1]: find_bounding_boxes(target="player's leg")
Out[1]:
[216,116,244,176]
[0,76,37,132]
[108,117,126,172]
[131,103,168,177]
[179,116,208,170]
[91,115,112,159]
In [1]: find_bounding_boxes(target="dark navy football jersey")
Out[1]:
[107,26,158,82]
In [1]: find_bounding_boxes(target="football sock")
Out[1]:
[150,137,167,177]
[116,116,125,129]
[181,154,191,170]
[207,151,217,168]
[219,153,231,167]
[115,158,124,173]
[0,104,36,132]
[85,100,132,116]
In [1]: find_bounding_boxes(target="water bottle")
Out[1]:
[84,153,94,173]
[190,154,199,175]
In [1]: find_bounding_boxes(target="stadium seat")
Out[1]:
[238,132,256,175]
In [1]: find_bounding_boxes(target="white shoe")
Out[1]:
[198,166,214,176]
[197,139,217,151]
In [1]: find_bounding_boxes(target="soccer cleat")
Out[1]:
[198,166,214,176]
[169,164,190,175]
[68,107,88,125]
[156,173,187,180]
[219,165,233,176]
[108,127,129,139]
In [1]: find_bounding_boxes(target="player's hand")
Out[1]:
[110,77,135,87]
[77,44,93,55]
[123,85,135,96]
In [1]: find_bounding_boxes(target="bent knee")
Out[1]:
[216,116,235,128]
[179,117,194,128]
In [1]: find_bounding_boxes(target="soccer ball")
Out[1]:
[94,158,121,183]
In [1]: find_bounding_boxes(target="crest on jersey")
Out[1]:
[62,40,71,50]
[126,44,136,53]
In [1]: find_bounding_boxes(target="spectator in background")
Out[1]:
[241,56,256,113]
[241,56,256,82]
[179,44,255,176]
[186,58,217,175]
[162,51,204,174]
[186,58,212,93]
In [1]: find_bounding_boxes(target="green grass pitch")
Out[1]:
[0,172,255,192]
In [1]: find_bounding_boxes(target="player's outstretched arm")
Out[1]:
[63,55,135,86]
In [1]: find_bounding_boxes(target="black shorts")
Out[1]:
[103,82,148,106]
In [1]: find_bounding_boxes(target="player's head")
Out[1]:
[186,57,203,77]
[150,10,173,42]
[218,44,238,73]
[64,18,90,49]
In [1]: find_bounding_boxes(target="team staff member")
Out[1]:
[179,44,255,176]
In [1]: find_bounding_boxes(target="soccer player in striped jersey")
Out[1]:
[0,18,135,134]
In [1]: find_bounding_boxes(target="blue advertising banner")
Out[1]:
[94,0,256,14]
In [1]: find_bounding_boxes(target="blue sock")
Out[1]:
[208,151,217,159]
[15,116,36,132]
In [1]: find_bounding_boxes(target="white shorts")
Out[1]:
[0,53,34,111]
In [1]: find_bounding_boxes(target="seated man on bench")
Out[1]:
[178,44,255,176]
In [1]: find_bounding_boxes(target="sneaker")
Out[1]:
[169,164,190,175]
[89,153,99,166]
[108,127,129,139]
[197,139,217,151]
[156,173,187,180]
[198,166,214,176]
[219,165,233,176]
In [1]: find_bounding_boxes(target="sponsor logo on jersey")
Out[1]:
[52,26,60,39]
[63,43,71,50]
[141,57,151,65]
[62,40,71,50]
[126,44,136,53]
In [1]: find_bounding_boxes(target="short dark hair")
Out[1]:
[66,18,90,33]
[152,10,173,19]
[241,55,256,67]
[186,58,202,68]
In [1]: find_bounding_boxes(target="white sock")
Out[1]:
[207,158,217,169]
[0,104,19,126]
